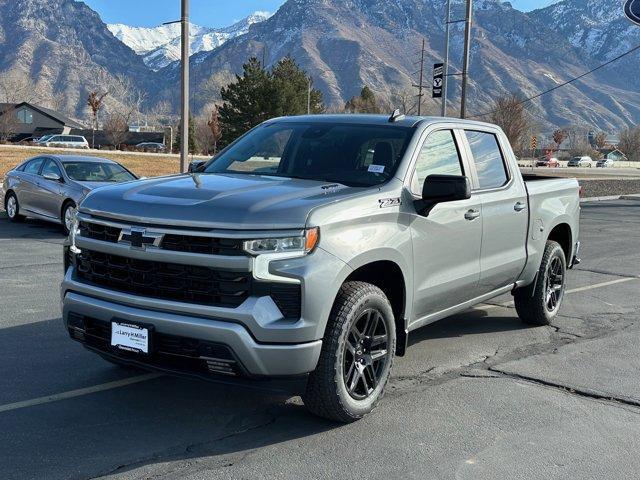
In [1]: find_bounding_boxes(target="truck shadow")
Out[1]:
[0,216,66,241]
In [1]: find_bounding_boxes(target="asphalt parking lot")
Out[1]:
[1,200,640,480]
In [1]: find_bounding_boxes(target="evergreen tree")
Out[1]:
[219,56,325,145]
[344,86,384,114]
[219,58,275,145]
[173,116,198,154]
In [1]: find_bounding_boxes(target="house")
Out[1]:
[0,102,85,141]
[600,148,628,161]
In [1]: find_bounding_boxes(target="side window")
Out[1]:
[24,158,44,175]
[465,131,508,189]
[412,130,463,193]
[41,159,62,178]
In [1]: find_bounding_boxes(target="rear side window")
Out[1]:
[24,158,44,174]
[414,130,463,190]
[465,131,508,189]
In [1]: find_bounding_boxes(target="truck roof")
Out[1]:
[265,114,499,130]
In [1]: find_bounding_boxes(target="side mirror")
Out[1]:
[43,172,62,182]
[415,175,471,215]
[188,161,206,173]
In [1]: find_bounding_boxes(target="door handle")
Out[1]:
[514,202,527,212]
[465,209,480,221]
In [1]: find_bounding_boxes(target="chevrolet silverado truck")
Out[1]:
[61,114,580,422]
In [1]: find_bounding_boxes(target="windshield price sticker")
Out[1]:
[368,164,385,174]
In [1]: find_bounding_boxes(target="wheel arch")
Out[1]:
[547,222,572,262]
[342,258,409,356]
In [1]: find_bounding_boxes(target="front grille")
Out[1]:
[76,249,251,308]
[161,234,244,256]
[79,221,245,256]
[68,313,243,377]
[80,222,121,243]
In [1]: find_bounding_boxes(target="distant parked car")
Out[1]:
[136,142,166,152]
[43,135,89,149]
[536,157,560,168]
[3,155,138,234]
[596,158,614,168]
[567,156,593,167]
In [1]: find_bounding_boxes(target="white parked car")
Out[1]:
[596,158,614,168]
[43,135,89,149]
[567,156,593,167]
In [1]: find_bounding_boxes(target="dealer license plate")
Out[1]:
[111,322,149,354]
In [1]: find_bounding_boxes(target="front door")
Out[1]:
[35,158,65,219]
[409,129,483,323]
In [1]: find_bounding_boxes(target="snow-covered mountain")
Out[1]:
[108,11,271,71]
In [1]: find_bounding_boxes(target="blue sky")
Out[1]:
[82,0,557,28]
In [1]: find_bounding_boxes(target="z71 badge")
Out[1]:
[378,197,402,208]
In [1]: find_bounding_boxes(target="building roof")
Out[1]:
[0,102,85,129]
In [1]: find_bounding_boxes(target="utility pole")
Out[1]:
[417,39,425,116]
[460,0,473,119]
[180,0,189,172]
[441,0,452,117]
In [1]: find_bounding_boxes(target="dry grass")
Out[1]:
[0,145,210,179]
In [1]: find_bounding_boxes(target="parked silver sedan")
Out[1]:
[3,155,138,234]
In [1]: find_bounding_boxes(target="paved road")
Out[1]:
[1,201,640,479]
[521,166,640,178]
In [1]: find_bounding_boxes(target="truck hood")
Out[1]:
[79,173,367,230]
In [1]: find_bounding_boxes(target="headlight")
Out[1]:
[243,227,319,256]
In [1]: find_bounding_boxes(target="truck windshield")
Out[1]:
[203,122,414,187]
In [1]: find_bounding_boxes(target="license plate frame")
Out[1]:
[111,320,153,355]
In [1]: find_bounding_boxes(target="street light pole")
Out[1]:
[460,0,473,119]
[180,0,189,172]
[307,76,312,115]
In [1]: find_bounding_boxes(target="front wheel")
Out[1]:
[514,240,567,325]
[303,281,396,422]
[61,201,77,236]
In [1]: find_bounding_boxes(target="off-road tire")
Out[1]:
[303,281,396,423]
[5,192,25,222]
[515,240,567,326]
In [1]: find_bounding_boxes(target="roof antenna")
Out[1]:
[388,109,405,123]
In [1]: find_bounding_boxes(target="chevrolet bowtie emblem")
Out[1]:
[118,228,163,250]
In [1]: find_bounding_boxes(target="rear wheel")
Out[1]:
[61,201,76,235]
[514,240,567,326]
[5,192,25,222]
[303,281,396,422]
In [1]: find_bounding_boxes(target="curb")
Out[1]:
[581,194,640,203]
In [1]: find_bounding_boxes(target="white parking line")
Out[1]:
[0,373,162,414]
[1,278,637,414]
[481,277,638,311]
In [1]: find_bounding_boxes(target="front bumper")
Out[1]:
[62,290,322,377]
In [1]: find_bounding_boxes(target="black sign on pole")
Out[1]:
[626,0,640,26]
[433,63,444,99]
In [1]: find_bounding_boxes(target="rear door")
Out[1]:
[461,129,528,295]
[408,128,483,321]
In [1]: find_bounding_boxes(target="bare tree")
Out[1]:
[0,71,42,104]
[488,95,531,153]
[87,91,108,149]
[552,129,568,151]
[0,106,19,142]
[103,114,129,149]
[103,74,147,134]
[619,126,640,162]
[391,89,418,116]
[593,132,608,150]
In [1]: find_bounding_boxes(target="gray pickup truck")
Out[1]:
[61,114,580,422]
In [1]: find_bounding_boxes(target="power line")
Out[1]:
[470,43,640,119]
